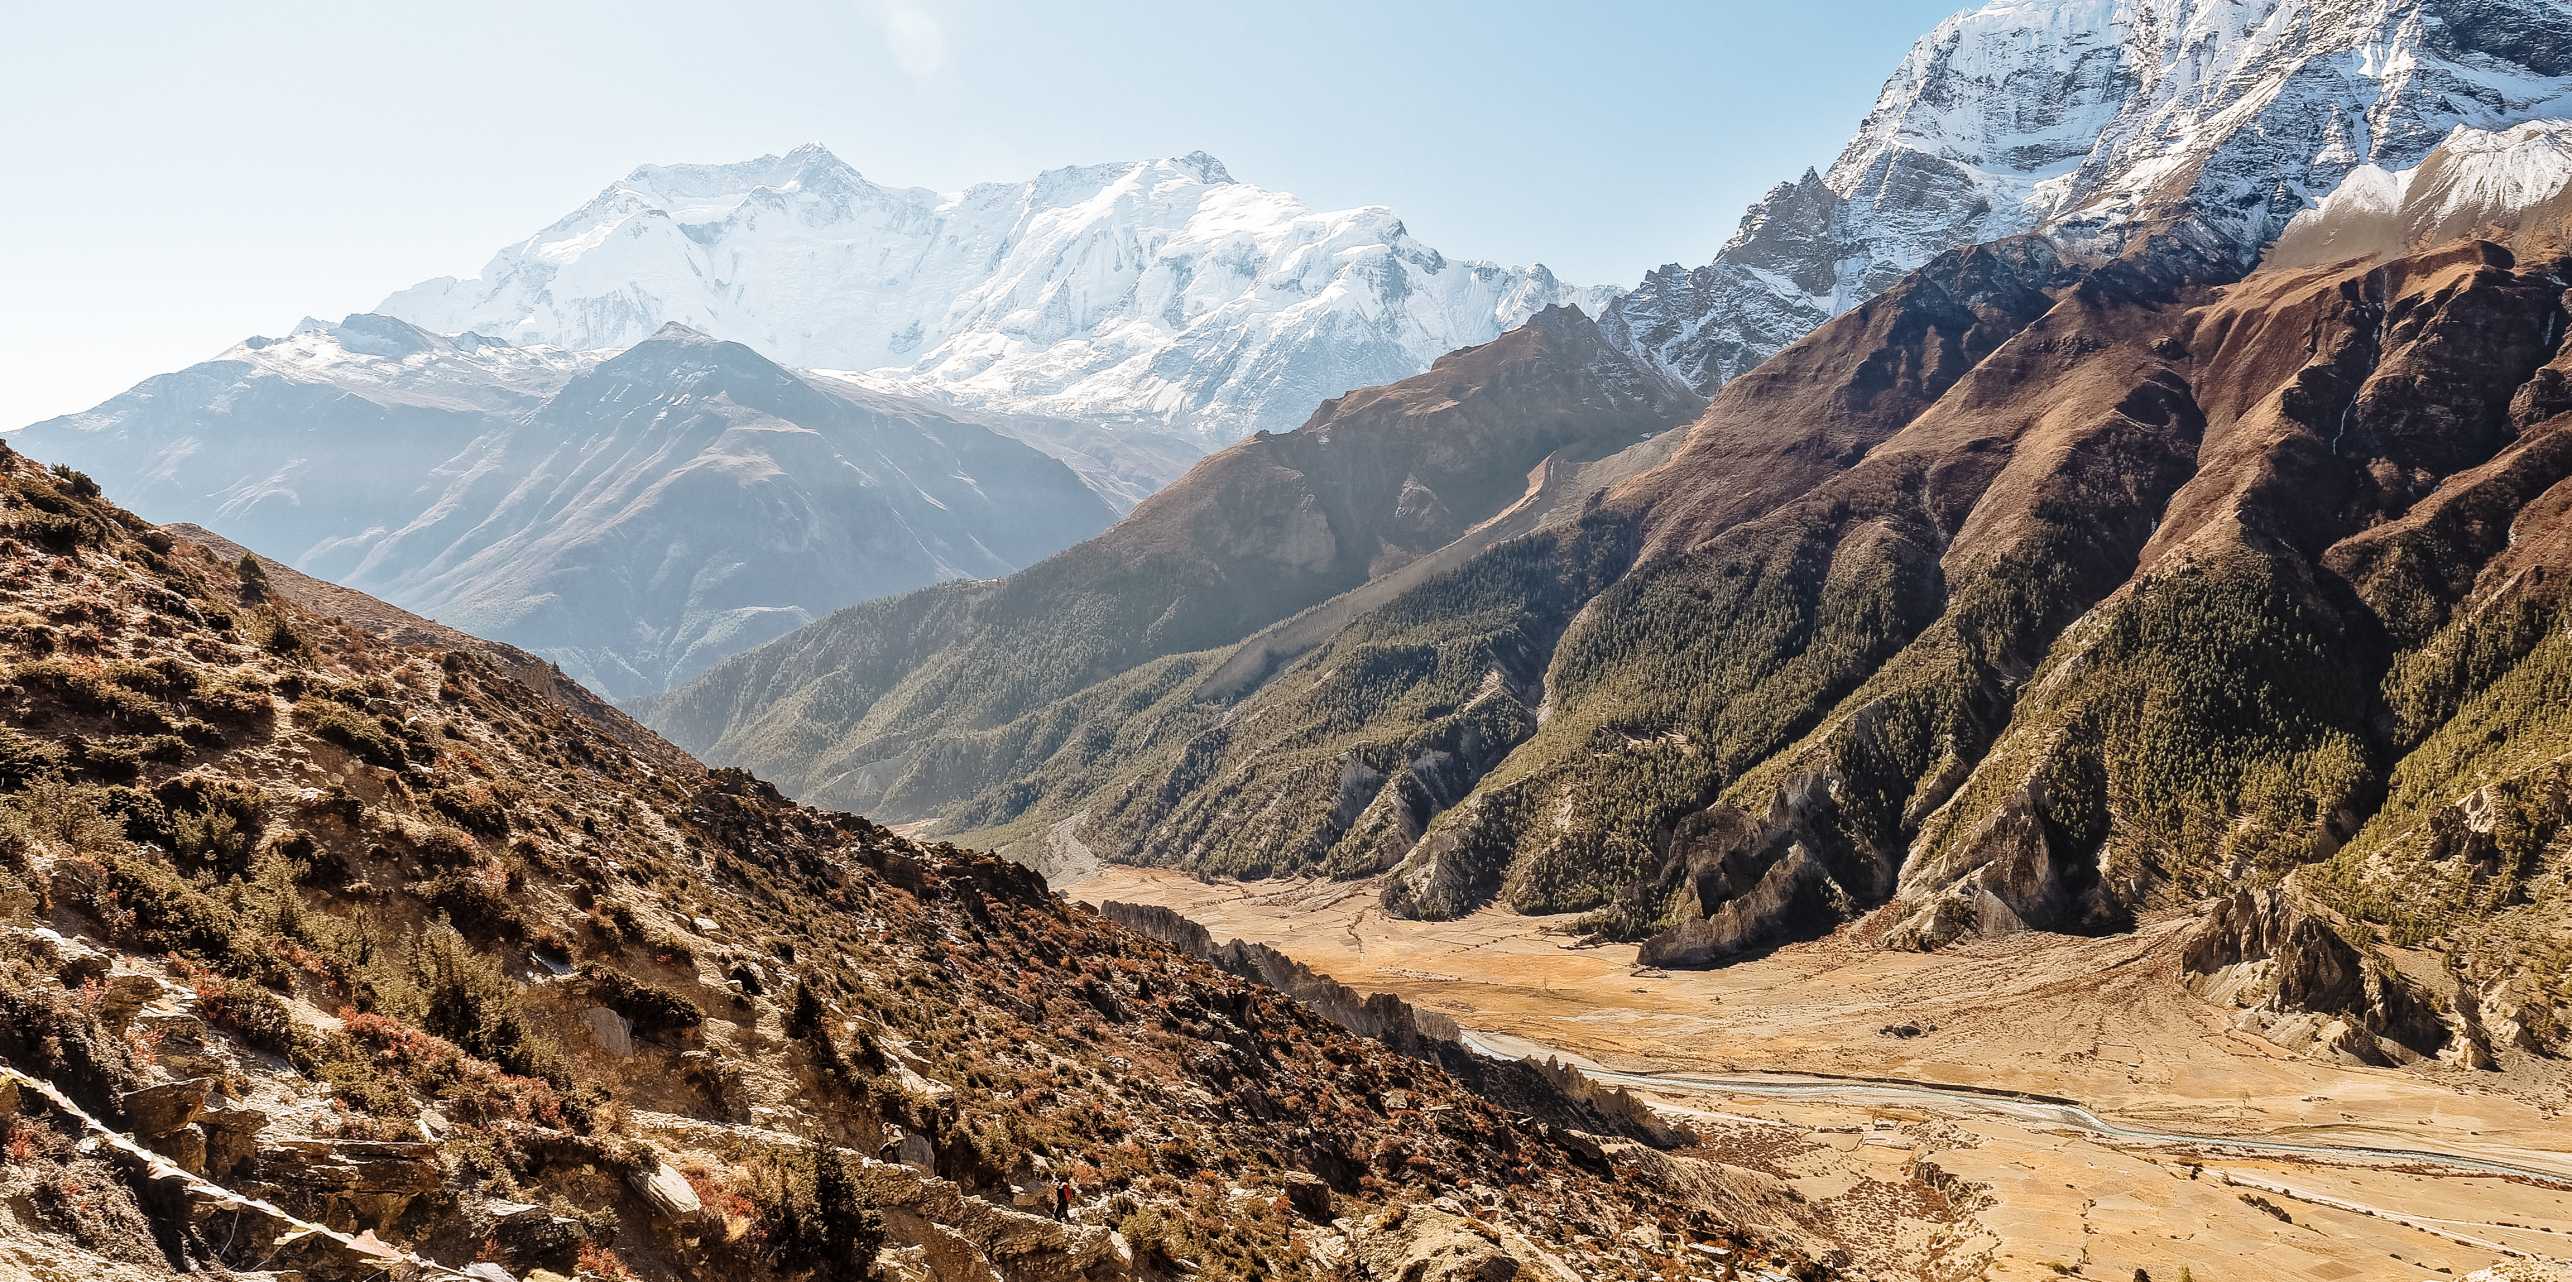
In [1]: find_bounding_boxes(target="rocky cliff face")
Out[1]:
[380,145,1610,441]
[2180,886,2466,1067]
[0,443,1800,1279]
[1604,0,2572,395]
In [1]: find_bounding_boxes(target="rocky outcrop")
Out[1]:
[1349,1203,1524,1282]
[257,1137,447,1228]
[1640,841,1844,968]
[0,1066,488,1282]
[851,1159,1130,1282]
[2180,887,2471,1068]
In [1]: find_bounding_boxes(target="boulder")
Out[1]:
[1281,1172,1332,1221]
[148,1123,209,1174]
[483,1199,581,1271]
[1353,1205,1524,1282]
[120,1077,209,1136]
[198,1103,269,1180]
[629,1159,702,1220]
[879,1059,956,1132]
[578,1006,634,1057]
[93,971,171,1031]
[881,1125,936,1170]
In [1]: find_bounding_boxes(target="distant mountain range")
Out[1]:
[15,150,1631,697]
[641,304,1702,825]
[380,146,1610,440]
[15,315,1123,698]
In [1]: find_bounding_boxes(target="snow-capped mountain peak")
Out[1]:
[210,313,588,413]
[380,148,1605,439]
[2272,118,2572,264]
[1605,0,2572,395]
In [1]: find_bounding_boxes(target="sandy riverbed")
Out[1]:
[1067,867,2572,1280]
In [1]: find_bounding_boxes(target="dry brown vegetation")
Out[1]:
[0,445,1797,1280]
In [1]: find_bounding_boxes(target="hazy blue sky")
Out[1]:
[3,0,1964,427]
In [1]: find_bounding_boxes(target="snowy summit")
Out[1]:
[1603,0,2572,394]
[381,144,1610,440]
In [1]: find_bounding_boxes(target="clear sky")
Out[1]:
[1,0,1965,428]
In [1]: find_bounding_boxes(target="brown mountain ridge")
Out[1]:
[0,444,1807,1279]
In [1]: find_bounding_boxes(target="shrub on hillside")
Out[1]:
[751,1147,884,1282]
[430,783,510,837]
[11,658,170,729]
[582,964,703,1041]
[413,919,568,1085]
[298,700,407,769]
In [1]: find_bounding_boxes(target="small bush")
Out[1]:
[751,1148,884,1282]
[105,657,196,700]
[404,821,482,868]
[86,854,237,961]
[48,464,101,499]
[173,809,253,877]
[4,780,125,857]
[65,736,144,783]
[582,964,703,1040]
[259,611,303,656]
[422,866,524,940]
[298,701,406,768]
[6,509,87,553]
[0,614,60,655]
[192,670,271,720]
[414,920,568,1085]
[430,783,510,837]
[98,786,172,847]
[0,728,64,788]
[193,973,299,1060]
[156,772,266,876]
[12,658,170,728]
